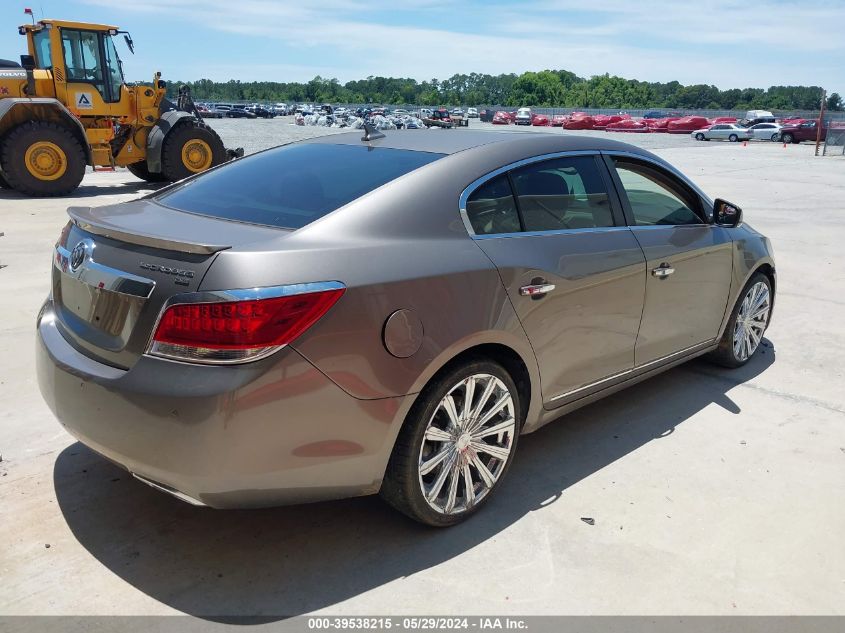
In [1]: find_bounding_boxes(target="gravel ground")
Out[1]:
[203,117,732,156]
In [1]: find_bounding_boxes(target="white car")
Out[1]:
[746,122,782,141]
[420,108,433,118]
[515,107,532,125]
[466,107,478,118]
[692,124,752,142]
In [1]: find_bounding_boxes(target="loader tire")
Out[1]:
[160,120,226,183]
[0,121,86,197]
[127,161,168,183]
[0,171,11,189]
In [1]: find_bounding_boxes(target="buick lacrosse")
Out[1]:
[37,130,775,526]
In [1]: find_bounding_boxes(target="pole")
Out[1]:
[815,89,826,156]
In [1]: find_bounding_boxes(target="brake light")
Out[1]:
[149,285,344,364]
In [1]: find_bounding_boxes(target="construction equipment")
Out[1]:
[0,18,242,196]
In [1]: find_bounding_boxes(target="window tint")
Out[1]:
[62,30,105,96]
[465,175,520,235]
[613,159,704,226]
[156,143,443,230]
[511,156,614,231]
[103,36,124,103]
[33,30,52,69]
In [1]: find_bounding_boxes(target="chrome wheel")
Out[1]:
[417,374,516,515]
[732,281,770,361]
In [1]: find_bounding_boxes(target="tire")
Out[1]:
[729,134,738,142]
[160,119,227,183]
[126,161,167,183]
[380,359,522,527]
[695,133,705,141]
[708,272,772,368]
[0,170,11,189]
[0,121,86,196]
[781,132,794,144]
[771,133,780,142]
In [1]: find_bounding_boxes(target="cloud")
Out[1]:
[82,0,844,92]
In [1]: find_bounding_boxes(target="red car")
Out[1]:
[779,119,826,143]
[551,114,568,127]
[531,114,551,126]
[606,119,650,133]
[563,115,594,130]
[592,114,629,130]
[667,116,710,134]
[643,117,680,132]
[712,117,738,124]
[491,111,513,125]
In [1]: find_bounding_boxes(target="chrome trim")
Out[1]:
[548,340,715,402]
[54,243,156,299]
[652,264,675,277]
[132,473,206,507]
[458,150,601,238]
[144,281,346,365]
[519,283,556,296]
[473,226,632,240]
[628,224,711,231]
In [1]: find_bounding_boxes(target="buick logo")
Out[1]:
[69,241,88,272]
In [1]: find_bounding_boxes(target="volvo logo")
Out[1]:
[69,241,88,272]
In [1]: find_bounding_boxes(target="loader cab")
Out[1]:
[24,20,128,111]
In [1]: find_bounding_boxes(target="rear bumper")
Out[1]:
[36,300,410,508]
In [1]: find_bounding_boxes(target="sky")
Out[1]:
[2,0,843,95]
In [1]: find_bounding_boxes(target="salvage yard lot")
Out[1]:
[0,123,843,618]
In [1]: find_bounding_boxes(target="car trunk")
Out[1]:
[52,200,283,370]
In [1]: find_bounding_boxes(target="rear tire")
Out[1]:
[381,359,521,527]
[0,121,86,196]
[781,132,794,144]
[126,161,167,183]
[708,272,772,368]
[729,134,738,142]
[160,119,226,183]
[770,133,780,142]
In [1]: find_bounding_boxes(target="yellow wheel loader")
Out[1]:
[0,19,242,196]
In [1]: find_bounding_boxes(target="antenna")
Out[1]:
[361,122,385,142]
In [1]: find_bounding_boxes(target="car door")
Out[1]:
[605,154,733,366]
[462,153,646,406]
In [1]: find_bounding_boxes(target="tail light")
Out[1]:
[148,282,345,364]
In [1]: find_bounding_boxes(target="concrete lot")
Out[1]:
[0,124,843,619]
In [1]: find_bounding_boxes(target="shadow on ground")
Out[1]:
[0,179,163,200]
[54,343,774,621]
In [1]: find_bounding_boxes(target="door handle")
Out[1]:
[519,283,556,296]
[651,263,675,278]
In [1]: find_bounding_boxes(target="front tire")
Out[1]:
[729,134,739,142]
[126,161,167,183]
[160,119,227,183]
[782,132,794,144]
[381,360,521,526]
[0,121,86,196]
[771,133,780,142]
[709,273,772,368]
[695,133,705,141]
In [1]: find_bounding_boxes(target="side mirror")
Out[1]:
[123,34,135,54]
[713,198,742,227]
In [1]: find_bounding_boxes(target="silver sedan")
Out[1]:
[746,122,783,141]
[692,124,753,142]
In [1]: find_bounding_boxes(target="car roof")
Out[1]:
[304,130,652,158]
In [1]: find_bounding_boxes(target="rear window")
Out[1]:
[156,143,443,229]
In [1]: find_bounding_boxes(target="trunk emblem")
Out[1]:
[69,241,90,272]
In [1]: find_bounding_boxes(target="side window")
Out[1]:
[33,30,52,69]
[613,159,704,226]
[511,156,614,232]
[61,29,105,97]
[465,175,521,235]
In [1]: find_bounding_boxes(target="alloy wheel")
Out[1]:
[417,374,516,515]
[732,281,770,362]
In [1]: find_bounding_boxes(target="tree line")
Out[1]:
[168,71,842,112]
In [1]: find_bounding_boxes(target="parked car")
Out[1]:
[451,108,465,117]
[466,107,478,118]
[778,119,826,144]
[606,119,650,133]
[226,108,256,119]
[643,111,666,119]
[551,114,568,127]
[531,114,550,126]
[419,108,433,119]
[746,122,782,141]
[273,103,289,116]
[563,115,594,130]
[491,110,513,125]
[692,123,752,142]
[667,116,711,134]
[514,107,533,125]
[38,131,775,526]
[196,105,223,119]
[423,108,454,128]
[592,114,628,129]
[644,117,680,132]
[245,105,275,119]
